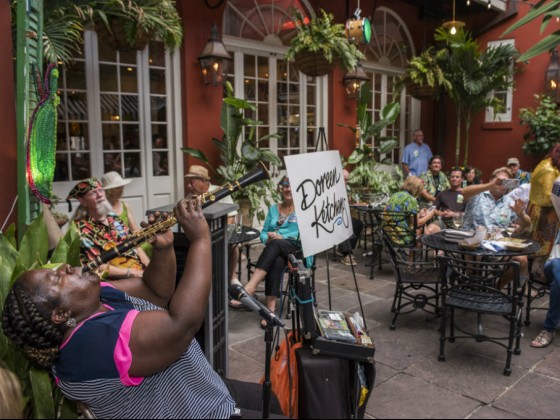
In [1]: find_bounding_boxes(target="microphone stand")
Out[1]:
[262,322,274,419]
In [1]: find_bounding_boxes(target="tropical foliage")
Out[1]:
[397,46,452,96]
[338,84,403,201]
[0,215,82,418]
[519,94,560,156]
[286,9,365,71]
[11,0,183,65]
[502,0,560,61]
[182,82,282,224]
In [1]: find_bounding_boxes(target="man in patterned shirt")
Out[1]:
[67,178,149,279]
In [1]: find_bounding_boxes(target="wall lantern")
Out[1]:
[546,48,560,102]
[197,23,232,86]
[343,63,369,99]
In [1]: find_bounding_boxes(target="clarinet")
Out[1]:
[83,162,270,273]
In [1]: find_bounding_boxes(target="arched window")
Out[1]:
[223,0,327,170]
[362,7,418,163]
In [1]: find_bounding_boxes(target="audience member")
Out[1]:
[529,173,560,348]
[337,169,364,266]
[526,144,560,280]
[101,171,152,258]
[507,157,531,185]
[183,165,242,308]
[461,167,531,232]
[419,155,450,207]
[66,178,148,279]
[242,177,311,328]
[461,167,532,287]
[401,129,433,177]
[385,176,437,244]
[426,167,465,232]
[1,200,281,418]
[463,166,481,187]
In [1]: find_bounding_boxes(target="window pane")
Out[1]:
[152,125,168,148]
[149,41,165,67]
[120,66,138,93]
[71,153,91,179]
[150,68,166,95]
[121,95,139,121]
[66,62,87,90]
[104,152,122,174]
[152,151,168,176]
[151,97,167,121]
[54,154,69,181]
[99,64,118,91]
[102,124,121,149]
[120,50,137,65]
[100,94,120,121]
[123,125,140,150]
[124,152,142,178]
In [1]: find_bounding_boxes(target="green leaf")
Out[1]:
[241,143,263,161]
[379,139,398,154]
[29,368,55,419]
[502,0,558,35]
[19,216,49,268]
[517,31,560,62]
[180,147,209,163]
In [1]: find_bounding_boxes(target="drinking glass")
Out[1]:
[452,212,464,230]
[235,213,243,234]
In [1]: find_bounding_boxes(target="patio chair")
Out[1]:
[524,257,550,326]
[437,255,525,376]
[379,210,440,330]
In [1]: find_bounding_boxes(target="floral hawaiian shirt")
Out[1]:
[384,191,419,245]
[515,169,531,186]
[77,215,141,268]
[419,171,450,205]
[462,191,516,231]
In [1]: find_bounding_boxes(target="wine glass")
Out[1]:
[452,212,464,230]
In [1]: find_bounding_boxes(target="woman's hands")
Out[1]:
[267,231,283,241]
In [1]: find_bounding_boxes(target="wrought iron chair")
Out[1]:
[524,257,550,326]
[437,255,525,376]
[380,210,440,330]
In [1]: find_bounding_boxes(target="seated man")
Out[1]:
[462,166,532,286]
[337,169,364,266]
[184,165,243,307]
[2,200,282,418]
[66,178,149,279]
[426,167,466,233]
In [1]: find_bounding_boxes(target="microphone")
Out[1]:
[228,284,285,328]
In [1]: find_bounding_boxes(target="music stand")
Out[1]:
[314,127,329,151]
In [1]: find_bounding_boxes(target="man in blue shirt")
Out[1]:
[401,129,433,177]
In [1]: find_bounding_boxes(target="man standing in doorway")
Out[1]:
[401,129,433,177]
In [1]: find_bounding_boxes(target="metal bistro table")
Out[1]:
[228,225,261,282]
[421,231,541,260]
[350,204,385,279]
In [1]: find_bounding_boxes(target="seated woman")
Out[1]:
[384,176,438,244]
[242,176,308,328]
[2,200,280,418]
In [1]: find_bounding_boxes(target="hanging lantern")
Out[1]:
[343,63,369,99]
[546,48,560,103]
[198,23,232,86]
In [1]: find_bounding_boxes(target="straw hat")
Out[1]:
[100,171,132,189]
[507,157,520,166]
[184,165,210,181]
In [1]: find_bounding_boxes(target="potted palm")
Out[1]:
[182,82,282,225]
[286,9,365,77]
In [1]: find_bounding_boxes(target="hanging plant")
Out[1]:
[286,9,365,77]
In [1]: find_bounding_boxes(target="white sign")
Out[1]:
[285,151,353,257]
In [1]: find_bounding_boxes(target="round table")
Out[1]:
[228,225,260,245]
[421,231,541,258]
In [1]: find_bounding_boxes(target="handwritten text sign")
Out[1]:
[285,151,353,257]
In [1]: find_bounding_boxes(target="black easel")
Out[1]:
[314,126,329,151]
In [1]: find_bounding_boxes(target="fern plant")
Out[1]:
[396,47,451,95]
[286,9,365,71]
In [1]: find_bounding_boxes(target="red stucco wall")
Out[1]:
[0,0,17,230]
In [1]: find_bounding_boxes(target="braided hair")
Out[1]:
[2,282,64,369]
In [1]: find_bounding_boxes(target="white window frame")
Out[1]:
[485,39,515,123]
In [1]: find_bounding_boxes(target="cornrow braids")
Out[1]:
[2,284,63,369]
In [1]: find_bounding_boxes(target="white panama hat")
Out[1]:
[100,171,133,189]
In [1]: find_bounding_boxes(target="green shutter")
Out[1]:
[16,0,43,238]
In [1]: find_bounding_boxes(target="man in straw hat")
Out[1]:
[184,165,244,308]
[67,178,148,279]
